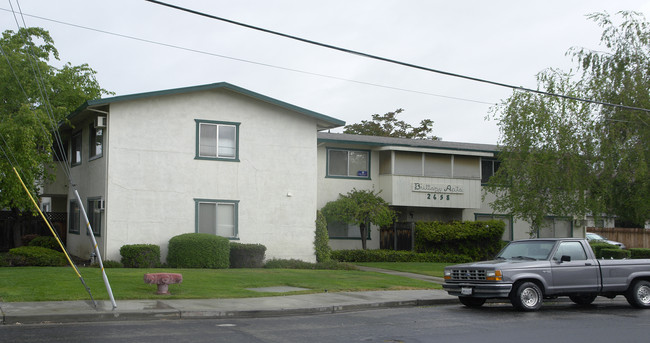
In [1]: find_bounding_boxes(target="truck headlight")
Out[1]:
[444,270,451,280]
[486,270,502,281]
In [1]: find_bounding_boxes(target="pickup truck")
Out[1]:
[442,238,650,311]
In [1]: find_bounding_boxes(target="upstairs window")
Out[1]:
[196,120,239,161]
[481,158,500,184]
[71,132,82,166]
[327,148,370,179]
[89,124,103,160]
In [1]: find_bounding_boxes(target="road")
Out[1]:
[2,299,649,342]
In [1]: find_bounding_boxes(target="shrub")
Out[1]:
[589,242,620,258]
[230,242,266,268]
[28,236,62,252]
[120,244,160,268]
[167,233,230,268]
[314,210,332,262]
[630,248,650,259]
[414,220,505,260]
[5,246,67,266]
[600,248,631,259]
[331,249,473,263]
[21,234,39,246]
[92,260,124,268]
[264,258,357,270]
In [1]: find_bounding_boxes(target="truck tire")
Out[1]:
[459,297,486,308]
[569,295,597,306]
[625,280,650,309]
[510,282,543,311]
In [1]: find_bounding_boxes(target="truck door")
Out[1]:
[550,241,600,293]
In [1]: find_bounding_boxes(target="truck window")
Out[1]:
[553,241,588,261]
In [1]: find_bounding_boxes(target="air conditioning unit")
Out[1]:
[99,198,105,210]
[94,116,107,128]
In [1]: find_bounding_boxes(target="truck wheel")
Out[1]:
[510,282,543,311]
[625,280,650,309]
[459,297,486,308]
[569,295,597,306]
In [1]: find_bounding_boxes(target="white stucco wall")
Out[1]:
[100,88,320,262]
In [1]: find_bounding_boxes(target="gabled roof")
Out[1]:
[69,82,345,130]
[317,132,498,156]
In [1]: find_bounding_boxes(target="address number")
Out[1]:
[427,193,450,201]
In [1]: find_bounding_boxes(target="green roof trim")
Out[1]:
[69,82,345,129]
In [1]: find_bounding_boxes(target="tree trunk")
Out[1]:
[360,222,367,250]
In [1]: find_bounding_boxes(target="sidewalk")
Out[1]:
[0,268,458,325]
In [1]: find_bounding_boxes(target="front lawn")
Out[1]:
[0,266,438,302]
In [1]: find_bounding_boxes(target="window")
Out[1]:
[538,217,573,238]
[68,200,80,234]
[481,158,500,183]
[327,148,370,178]
[89,124,103,160]
[195,199,239,239]
[553,241,587,261]
[196,120,239,161]
[71,132,82,166]
[87,198,103,236]
[327,221,371,239]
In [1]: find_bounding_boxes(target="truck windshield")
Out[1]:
[496,241,555,261]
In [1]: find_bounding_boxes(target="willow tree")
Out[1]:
[485,11,650,233]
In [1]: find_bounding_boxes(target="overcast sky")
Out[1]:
[2,0,650,144]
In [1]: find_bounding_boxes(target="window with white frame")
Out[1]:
[87,198,103,236]
[481,158,500,184]
[68,200,80,234]
[195,199,238,239]
[89,124,103,160]
[196,120,239,161]
[475,213,512,241]
[327,221,370,239]
[71,132,82,166]
[327,148,370,178]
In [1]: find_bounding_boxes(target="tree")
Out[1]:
[485,11,650,233]
[321,188,396,249]
[0,27,110,245]
[343,108,439,140]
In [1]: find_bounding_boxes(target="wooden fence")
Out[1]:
[588,227,650,249]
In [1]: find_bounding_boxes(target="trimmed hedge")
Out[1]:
[28,236,62,252]
[264,258,357,270]
[630,248,650,259]
[414,220,505,261]
[167,233,230,269]
[230,243,266,268]
[331,249,473,263]
[600,248,631,259]
[314,210,332,262]
[120,244,161,268]
[5,246,67,266]
[589,242,620,258]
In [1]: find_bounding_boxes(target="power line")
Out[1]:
[0,7,494,106]
[146,0,650,114]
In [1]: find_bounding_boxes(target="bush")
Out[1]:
[28,236,62,252]
[414,220,505,260]
[331,249,473,263]
[92,260,124,268]
[630,248,650,259]
[230,242,266,268]
[5,246,67,266]
[314,210,332,262]
[21,234,39,246]
[167,233,230,268]
[600,248,631,259]
[120,244,160,268]
[589,242,620,258]
[264,258,357,270]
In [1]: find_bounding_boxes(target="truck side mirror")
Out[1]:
[561,255,571,263]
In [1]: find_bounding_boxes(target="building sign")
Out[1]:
[412,182,464,194]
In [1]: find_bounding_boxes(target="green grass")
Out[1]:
[353,262,451,278]
[0,266,438,302]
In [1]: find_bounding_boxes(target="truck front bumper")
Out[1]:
[443,282,513,298]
